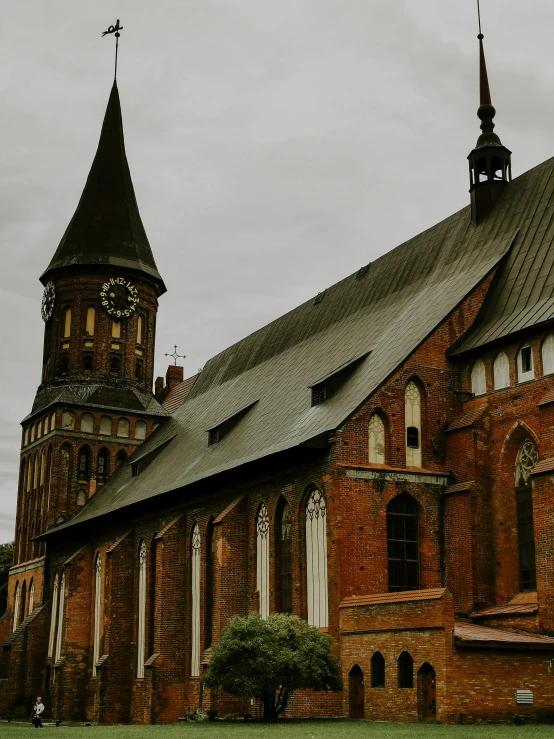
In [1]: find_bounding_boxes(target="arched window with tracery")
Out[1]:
[405,381,422,467]
[137,542,147,678]
[54,571,65,662]
[542,335,554,375]
[471,359,486,396]
[276,500,292,614]
[387,494,419,592]
[92,554,102,677]
[306,489,328,627]
[256,504,269,619]
[368,413,386,464]
[516,441,539,590]
[12,582,20,632]
[48,573,59,657]
[191,523,201,677]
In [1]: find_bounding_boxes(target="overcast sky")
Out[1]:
[1,0,553,543]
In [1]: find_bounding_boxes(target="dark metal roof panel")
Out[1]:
[46,158,554,535]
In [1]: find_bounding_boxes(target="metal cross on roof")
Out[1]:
[165,345,186,366]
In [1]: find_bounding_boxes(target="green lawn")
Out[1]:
[1,721,553,738]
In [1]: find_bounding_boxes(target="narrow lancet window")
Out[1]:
[137,542,147,678]
[48,574,59,657]
[368,413,386,464]
[63,308,71,339]
[516,441,539,590]
[54,571,65,662]
[85,307,95,336]
[256,504,270,620]
[92,555,102,677]
[277,501,292,614]
[191,523,201,677]
[405,382,422,467]
[306,489,328,627]
[12,582,20,632]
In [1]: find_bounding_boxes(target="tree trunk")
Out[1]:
[275,686,288,717]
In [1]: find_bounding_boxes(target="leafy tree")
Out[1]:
[204,612,342,721]
[0,542,14,616]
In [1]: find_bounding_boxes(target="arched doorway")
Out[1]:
[417,662,436,720]
[348,665,364,719]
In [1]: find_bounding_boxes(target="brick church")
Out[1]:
[3,29,554,725]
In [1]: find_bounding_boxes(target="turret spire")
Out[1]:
[41,82,165,293]
[467,1,512,226]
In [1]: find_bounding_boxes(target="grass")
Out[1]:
[1,721,553,739]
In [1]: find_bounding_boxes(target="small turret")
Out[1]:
[467,30,511,225]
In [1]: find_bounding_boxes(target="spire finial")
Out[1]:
[102,19,123,81]
[165,345,186,366]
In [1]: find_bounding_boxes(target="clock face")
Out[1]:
[41,281,56,322]
[100,277,139,318]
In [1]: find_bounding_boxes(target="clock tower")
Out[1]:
[9,82,168,609]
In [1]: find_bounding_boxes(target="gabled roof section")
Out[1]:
[44,157,554,536]
[41,82,165,293]
[452,158,554,354]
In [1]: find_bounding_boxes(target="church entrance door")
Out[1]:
[417,662,436,720]
[348,665,364,719]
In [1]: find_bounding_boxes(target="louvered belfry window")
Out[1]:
[387,494,419,592]
[516,441,538,590]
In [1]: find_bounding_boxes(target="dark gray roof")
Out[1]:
[25,384,168,423]
[45,157,554,535]
[41,82,165,294]
[453,158,554,353]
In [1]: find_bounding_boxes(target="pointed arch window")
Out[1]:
[471,360,486,396]
[116,450,127,468]
[12,582,20,632]
[28,578,35,616]
[54,571,65,662]
[256,504,270,620]
[306,489,328,627]
[368,413,386,464]
[78,447,91,481]
[40,450,46,486]
[405,382,422,467]
[48,573,59,657]
[387,494,419,592]
[33,454,40,489]
[92,555,102,677]
[50,412,56,430]
[205,521,216,647]
[24,428,29,446]
[516,441,539,590]
[137,542,147,678]
[493,352,510,390]
[398,651,414,688]
[135,360,143,381]
[542,335,554,376]
[97,449,109,484]
[110,355,121,374]
[371,651,385,688]
[44,416,49,435]
[85,307,95,336]
[63,308,71,339]
[191,523,201,677]
[276,500,292,614]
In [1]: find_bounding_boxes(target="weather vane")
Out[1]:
[102,19,123,81]
[165,345,186,366]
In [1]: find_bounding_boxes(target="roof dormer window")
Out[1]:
[311,384,326,406]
